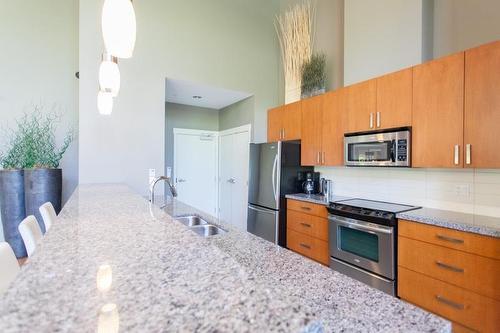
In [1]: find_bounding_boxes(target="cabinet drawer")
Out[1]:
[399,219,500,260]
[399,236,500,300]
[287,228,329,265]
[399,267,500,333]
[287,199,328,218]
[287,210,328,241]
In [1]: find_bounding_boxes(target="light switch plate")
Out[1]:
[166,167,172,178]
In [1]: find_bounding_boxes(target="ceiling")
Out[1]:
[165,78,253,110]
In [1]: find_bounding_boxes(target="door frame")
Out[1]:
[173,128,219,215]
[218,124,251,221]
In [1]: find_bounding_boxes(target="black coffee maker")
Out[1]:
[297,171,320,194]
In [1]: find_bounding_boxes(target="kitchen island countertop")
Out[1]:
[0,184,450,332]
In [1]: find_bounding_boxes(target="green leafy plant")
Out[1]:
[301,53,327,97]
[0,107,74,169]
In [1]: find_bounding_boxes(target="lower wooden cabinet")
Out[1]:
[286,199,329,265]
[398,220,500,332]
[399,267,500,333]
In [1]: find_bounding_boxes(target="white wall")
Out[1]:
[79,0,280,196]
[433,0,500,58]
[317,167,500,217]
[0,0,78,241]
[344,0,427,85]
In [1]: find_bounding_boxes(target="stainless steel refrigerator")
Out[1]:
[247,141,313,246]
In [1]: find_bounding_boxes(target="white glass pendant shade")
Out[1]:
[102,0,136,58]
[99,58,120,97]
[97,90,114,115]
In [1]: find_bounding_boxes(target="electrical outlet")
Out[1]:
[455,184,471,198]
[166,167,172,179]
[148,168,156,186]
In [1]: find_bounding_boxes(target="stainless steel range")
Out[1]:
[327,199,419,296]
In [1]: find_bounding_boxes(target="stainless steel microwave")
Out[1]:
[344,129,410,167]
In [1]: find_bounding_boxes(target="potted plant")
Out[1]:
[0,130,27,257]
[0,110,73,257]
[301,53,327,99]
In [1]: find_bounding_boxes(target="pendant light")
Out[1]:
[101,0,136,58]
[97,90,114,115]
[99,53,120,97]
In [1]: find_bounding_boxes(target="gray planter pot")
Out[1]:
[24,168,62,234]
[0,169,27,258]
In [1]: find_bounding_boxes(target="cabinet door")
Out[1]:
[376,68,412,129]
[282,101,302,140]
[345,79,377,133]
[322,90,346,166]
[412,53,465,168]
[301,95,323,166]
[267,106,282,142]
[464,41,500,168]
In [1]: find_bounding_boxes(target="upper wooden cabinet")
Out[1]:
[412,52,465,168]
[376,68,412,130]
[322,90,346,166]
[300,91,346,166]
[267,101,301,142]
[464,41,500,168]
[345,79,377,133]
[301,95,323,165]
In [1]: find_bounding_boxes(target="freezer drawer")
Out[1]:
[247,204,279,244]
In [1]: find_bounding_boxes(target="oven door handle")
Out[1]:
[329,215,393,234]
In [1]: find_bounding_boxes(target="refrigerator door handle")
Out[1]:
[248,204,276,214]
[271,153,278,202]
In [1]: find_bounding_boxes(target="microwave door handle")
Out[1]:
[391,140,396,162]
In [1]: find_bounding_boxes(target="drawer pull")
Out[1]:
[300,222,312,228]
[300,207,312,211]
[435,295,465,310]
[300,243,311,249]
[436,234,464,244]
[435,261,464,273]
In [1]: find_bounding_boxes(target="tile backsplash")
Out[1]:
[315,167,500,217]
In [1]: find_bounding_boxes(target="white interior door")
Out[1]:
[218,125,250,230]
[174,130,218,216]
[219,135,233,224]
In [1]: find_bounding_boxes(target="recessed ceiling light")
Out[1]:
[192,95,202,99]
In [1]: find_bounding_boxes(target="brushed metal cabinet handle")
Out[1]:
[283,128,286,140]
[436,234,464,244]
[300,222,312,228]
[435,295,465,310]
[300,206,312,211]
[435,261,464,273]
[322,152,325,165]
[300,243,311,249]
[369,113,374,128]
[454,145,459,165]
[466,144,471,165]
[376,112,381,128]
[316,151,320,164]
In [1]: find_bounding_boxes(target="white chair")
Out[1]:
[39,202,57,232]
[0,242,20,294]
[18,215,43,257]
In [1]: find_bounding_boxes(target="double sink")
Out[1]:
[175,215,226,237]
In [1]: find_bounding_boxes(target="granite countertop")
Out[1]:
[285,193,351,206]
[0,184,450,332]
[397,207,500,238]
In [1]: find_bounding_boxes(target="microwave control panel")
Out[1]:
[397,139,408,161]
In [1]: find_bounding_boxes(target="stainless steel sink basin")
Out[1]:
[176,215,208,227]
[189,224,226,237]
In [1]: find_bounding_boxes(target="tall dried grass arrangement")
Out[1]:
[275,1,315,103]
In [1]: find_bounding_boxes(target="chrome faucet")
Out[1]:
[150,176,177,205]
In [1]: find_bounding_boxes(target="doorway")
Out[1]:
[218,125,251,230]
[173,129,219,216]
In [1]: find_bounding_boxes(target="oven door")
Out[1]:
[329,214,394,279]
